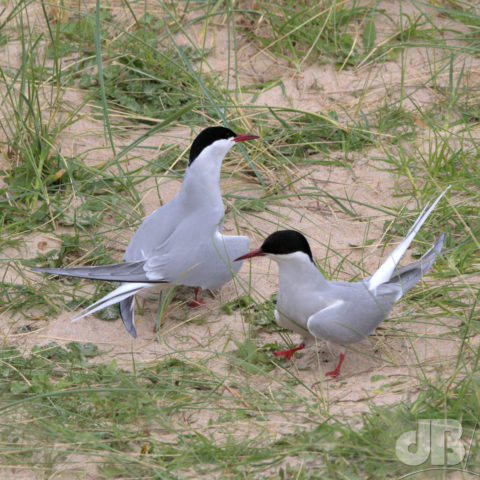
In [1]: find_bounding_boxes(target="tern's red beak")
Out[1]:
[233,134,259,143]
[234,248,266,262]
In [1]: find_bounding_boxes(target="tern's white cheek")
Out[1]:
[207,139,235,158]
[269,251,313,265]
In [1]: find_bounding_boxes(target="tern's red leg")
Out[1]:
[325,353,345,378]
[187,287,206,308]
[273,342,306,360]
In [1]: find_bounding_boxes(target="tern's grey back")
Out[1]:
[124,195,182,263]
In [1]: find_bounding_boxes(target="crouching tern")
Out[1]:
[33,126,259,338]
[236,188,449,378]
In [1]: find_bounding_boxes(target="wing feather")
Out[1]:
[32,261,166,283]
[367,187,449,291]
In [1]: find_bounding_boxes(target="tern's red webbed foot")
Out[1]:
[187,299,206,308]
[273,342,305,360]
[187,287,206,308]
[325,353,345,378]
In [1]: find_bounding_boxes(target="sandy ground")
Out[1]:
[0,0,476,444]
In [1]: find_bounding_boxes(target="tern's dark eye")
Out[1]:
[261,230,313,261]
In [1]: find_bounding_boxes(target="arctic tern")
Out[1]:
[236,188,449,378]
[33,126,259,338]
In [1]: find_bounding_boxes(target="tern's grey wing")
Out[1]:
[306,282,397,345]
[143,231,249,289]
[32,261,164,283]
[124,196,182,262]
[308,232,443,346]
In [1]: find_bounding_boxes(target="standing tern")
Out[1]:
[33,126,259,338]
[236,188,448,378]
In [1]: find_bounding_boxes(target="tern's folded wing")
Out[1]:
[306,288,394,345]
[32,261,166,283]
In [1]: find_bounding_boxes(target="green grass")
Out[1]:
[241,0,441,69]
[0,0,479,478]
[0,341,478,478]
[242,0,371,68]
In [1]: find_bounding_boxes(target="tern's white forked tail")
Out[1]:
[367,187,449,291]
[72,282,152,322]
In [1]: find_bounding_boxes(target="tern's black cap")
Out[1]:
[260,230,314,262]
[189,126,237,165]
